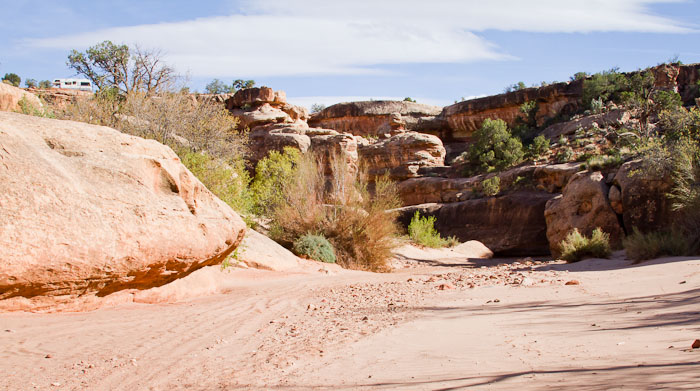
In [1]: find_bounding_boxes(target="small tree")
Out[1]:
[24,78,37,88]
[38,80,52,89]
[468,118,524,173]
[204,78,256,94]
[310,103,326,113]
[403,97,416,103]
[2,73,20,87]
[582,68,627,109]
[67,40,175,94]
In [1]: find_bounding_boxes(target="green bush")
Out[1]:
[527,135,550,158]
[468,118,524,173]
[250,147,301,216]
[585,154,623,171]
[653,90,682,112]
[180,151,254,224]
[481,176,500,196]
[659,107,700,142]
[38,80,52,89]
[559,228,611,262]
[408,211,458,248]
[17,96,54,118]
[582,68,628,109]
[623,228,690,262]
[293,234,336,263]
[555,147,575,163]
[2,73,21,87]
[24,79,37,88]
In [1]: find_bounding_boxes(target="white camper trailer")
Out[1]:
[52,78,93,91]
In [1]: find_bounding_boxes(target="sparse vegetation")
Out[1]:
[584,154,623,171]
[408,211,458,248]
[504,81,527,93]
[293,234,336,263]
[403,97,416,103]
[17,96,54,118]
[559,228,611,262]
[269,152,401,271]
[310,103,326,113]
[24,79,37,88]
[38,80,52,89]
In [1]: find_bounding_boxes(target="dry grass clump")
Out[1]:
[559,228,611,262]
[623,228,691,262]
[270,152,401,272]
[60,90,252,218]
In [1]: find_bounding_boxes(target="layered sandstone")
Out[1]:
[309,100,443,137]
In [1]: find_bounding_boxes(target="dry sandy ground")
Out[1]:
[1,248,699,390]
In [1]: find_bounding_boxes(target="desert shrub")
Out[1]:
[293,234,336,263]
[504,81,527,93]
[38,80,52,89]
[590,98,604,114]
[555,147,575,163]
[62,90,246,159]
[557,135,568,146]
[623,228,690,261]
[250,147,301,216]
[17,96,54,118]
[310,103,326,113]
[559,228,611,262]
[582,68,627,109]
[2,73,20,87]
[481,176,500,196]
[24,79,37,88]
[527,135,550,158]
[407,211,457,248]
[270,153,401,271]
[659,107,700,142]
[653,90,682,112]
[468,118,524,173]
[584,154,623,171]
[180,151,254,222]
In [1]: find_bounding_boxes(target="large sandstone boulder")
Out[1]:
[544,171,624,257]
[309,100,443,137]
[398,177,478,206]
[0,83,43,112]
[0,112,246,309]
[613,159,676,233]
[397,191,556,255]
[359,131,446,180]
[540,110,631,140]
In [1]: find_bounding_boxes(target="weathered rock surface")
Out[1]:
[359,132,446,180]
[614,159,676,233]
[545,171,624,257]
[33,88,93,111]
[248,122,312,163]
[0,83,42,112]
[0,112,246,308]
[311,133,359,176]
[309,101,443,137]
[540,110,631,140]
[397,191,556,255]
[441,81,583,141]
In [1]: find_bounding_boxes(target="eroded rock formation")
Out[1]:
[0,112,246,309]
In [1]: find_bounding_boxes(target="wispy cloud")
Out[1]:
[24,0,693,78]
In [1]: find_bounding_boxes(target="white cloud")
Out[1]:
[25,0,693,78]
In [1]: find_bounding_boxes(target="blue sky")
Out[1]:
[2,0,699,108]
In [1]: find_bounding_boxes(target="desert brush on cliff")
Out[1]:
[268,151,401,272]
